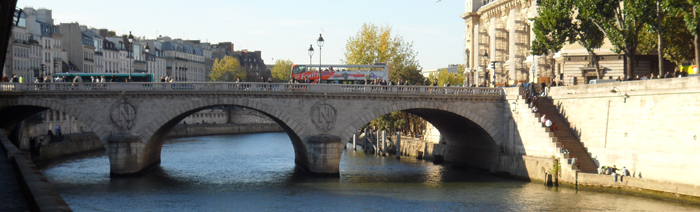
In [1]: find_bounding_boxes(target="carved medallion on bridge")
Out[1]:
[110,98,137,131]
[310,101,337,132]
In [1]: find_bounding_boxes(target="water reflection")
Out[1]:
[39,133,700,211]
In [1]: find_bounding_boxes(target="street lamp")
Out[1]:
[145,43,150,77]
[483,50,489,86]
[307,44,314,75]
[317,34,324,83]
[128,31,134,81]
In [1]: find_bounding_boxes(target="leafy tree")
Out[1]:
[209,56,246,82]
[683,0,700,66]
[532,0,605,79]
[345,23,427,135]
[342,23,424,84]
[369,111,425,137]
[578,0,656,78]
[427,69,465,86]
[270,59,294,82]
[639,5,695,67]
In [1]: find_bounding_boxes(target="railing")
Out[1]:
[0,82,504,96]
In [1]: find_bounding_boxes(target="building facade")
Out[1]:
[462,0,661,86]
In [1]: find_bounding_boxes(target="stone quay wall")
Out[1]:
[167,123,283,138]
[39,133,104,161]
[547,77,700,186]
[0,129,71,211]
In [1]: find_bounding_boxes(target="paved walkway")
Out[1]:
[0,153,30,211]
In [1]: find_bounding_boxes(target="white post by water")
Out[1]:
[376,130,380,155]
[382,130,386,156]
[352,134,356,151]
[396,131,401,159]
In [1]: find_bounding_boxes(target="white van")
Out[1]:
[588,79,617,84]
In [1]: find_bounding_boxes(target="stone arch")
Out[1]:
[0,98,111,145]
[341,101,503,170]
[133,97,309,177]
[342,102,502,144]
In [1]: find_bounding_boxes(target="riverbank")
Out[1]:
[167,123,283,138]
[392,136,700,206]
[0,129,71,211]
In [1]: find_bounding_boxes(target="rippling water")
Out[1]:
[40,133,700,211]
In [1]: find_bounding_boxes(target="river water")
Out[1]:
[40,133,700,211]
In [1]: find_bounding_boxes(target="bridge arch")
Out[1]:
[341,101,504,170]
[0,98,110,143]
[133,97,309,177]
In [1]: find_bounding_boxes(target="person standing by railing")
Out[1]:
[72,75,82,89]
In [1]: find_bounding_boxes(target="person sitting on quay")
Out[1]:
[532,105,538,113]
[611,165,619,182]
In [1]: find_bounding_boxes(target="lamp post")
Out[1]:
[308,44,314,75]
[128,31,134,81]
[317,34,324,83]
[144,43,150,77]
[483,50,489,86]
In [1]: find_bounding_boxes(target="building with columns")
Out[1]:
[462,0,663,86]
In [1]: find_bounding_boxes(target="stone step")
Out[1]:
[535,97,599,174]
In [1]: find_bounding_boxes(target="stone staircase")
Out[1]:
[533,96,598,173]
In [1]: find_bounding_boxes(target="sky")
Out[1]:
[18,0,467,70]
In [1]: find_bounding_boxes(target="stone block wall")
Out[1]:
[548,77,700,186]
[39,133,103,161]
[167,123,283,138]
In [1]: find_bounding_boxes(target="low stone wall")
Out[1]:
[168,123,283,138]
[398,136,560,182]
[0,129,71,211]
[577,173,700,204]
[39,133,104,161]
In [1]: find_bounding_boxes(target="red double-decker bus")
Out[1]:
[290,64,388,84]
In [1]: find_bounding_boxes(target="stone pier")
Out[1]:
[107,134,157,177]
[301,135,344,176]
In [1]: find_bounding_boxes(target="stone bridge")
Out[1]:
[0,82,509,176]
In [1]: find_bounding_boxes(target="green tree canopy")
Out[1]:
[578,0,656,78]
[209,56,246,82]
[427,69,465,86]
[345,23,427,135]
[270,59,294,82]
[639,11,695,66]
[532,0,605,79]
[683,0,700,66]
[342,23,424,84]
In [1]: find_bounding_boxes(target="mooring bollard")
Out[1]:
[382,130,386,156]
[396,131,401,159]
[353,134,356,151]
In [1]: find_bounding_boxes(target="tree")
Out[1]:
[342,23,424,84]
[532,0,605,79]
[683,0,700,67]
[579,0,656,78]
[345,23,427,135]
[427,69,465,86]
[209,56,246,82]
[638,3,695,67]
[270,59,294,82]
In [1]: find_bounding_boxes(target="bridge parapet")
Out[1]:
[0,82,504,96]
